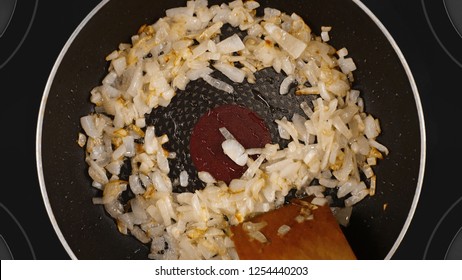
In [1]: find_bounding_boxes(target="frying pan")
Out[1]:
[36,0,425,260]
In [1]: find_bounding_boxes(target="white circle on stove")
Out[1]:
[422,0,462,68]
[0,0,16,38]
[444,0,462,38]
[0,0,38,70]
[0,234,13,260]
[445,226,462,259]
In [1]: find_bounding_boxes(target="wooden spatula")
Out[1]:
[230,196,356,260]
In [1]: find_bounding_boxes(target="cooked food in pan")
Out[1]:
[78,0,387,259]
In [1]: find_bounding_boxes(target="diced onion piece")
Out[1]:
[186,67,214,81]
[277,224,291,236]
[311,197,328,206]
[179,171,189,187]
[214,61,246,83]
[263,23,307,59]
[198,171,216,184]
[344,189,369,207]
[331,206,352,227]
[369,175,377,196]
[219,127,236,140]
[80,114,106,139]
[280,75,295,95]
[216,34,245,54]
[202,74,234,93]
[338,57,357,74]
[242,221,268,232]
[77,133,87,147]
[222,139,248,166]
[247,230,268,243]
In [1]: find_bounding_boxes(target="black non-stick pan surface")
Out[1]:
[37,0,425,260]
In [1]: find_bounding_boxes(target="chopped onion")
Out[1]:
[280,75,295,95]
[213,61,246,83]
[198,171,216,184]
[263,23,307,59]
[247,230,268,243]
[222,139,248,166]
[77,0,388,260]
[179,171,189,187]
[242,221,268,232]
[216,34,245,54]
[202,74,234,93]
[219,126,236,140]
[277,224,291,236]
[331,206,352,227]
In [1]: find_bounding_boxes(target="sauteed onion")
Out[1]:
[78,0,388,260]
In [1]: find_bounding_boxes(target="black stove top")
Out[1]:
[1,0,461,260]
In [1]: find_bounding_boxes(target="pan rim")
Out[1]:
[36,0,426,260]
[35,0,111,260]
[351,0,426,260]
